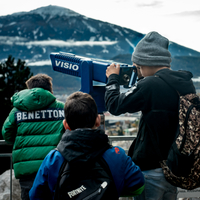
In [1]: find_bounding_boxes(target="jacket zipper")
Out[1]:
[82,181,107,200]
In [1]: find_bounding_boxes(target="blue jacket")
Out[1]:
[29,129,144,199]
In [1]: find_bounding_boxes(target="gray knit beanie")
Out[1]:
[131,31,171,67]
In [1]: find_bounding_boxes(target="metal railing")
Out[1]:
[109,135,136,142]
[109,135,135,154]
[0,137,134,200]
[1,137,200,199]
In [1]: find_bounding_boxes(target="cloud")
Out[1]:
[0,37,118,47]
[27,60,51,66]
[172,10,200,17]
[136,1,163,7]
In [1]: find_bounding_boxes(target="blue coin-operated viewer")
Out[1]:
[50,52,137,114]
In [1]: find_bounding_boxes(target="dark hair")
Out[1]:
[64,92,98,130]
[25,74,53,93]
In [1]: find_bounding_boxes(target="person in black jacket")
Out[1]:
[105,31,196,200]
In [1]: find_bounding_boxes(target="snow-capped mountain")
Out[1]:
[0,5,200,93]
[1,5,200,62]
[0,5,144,63]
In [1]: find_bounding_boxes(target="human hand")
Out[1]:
[106,63,120,78]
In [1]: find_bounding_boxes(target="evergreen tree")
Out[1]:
[0,55,33,137]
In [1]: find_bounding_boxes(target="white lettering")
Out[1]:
[68,185,86,198]
[59,110,64,118]
[72,65,79,71]
[35,111,40,119]
[55,59,79,71]
[81,185,86,191]
[47,110,52,118]
[28,112,34,119]
[68,192,72,198]
[17,113,21,121]
[16,109,64,122]
[69,63,72,69]
[22,112,27,120]
[41,110,46,118]
[64,62,69,69]
[55,60,61,66]
[53,110,58,118]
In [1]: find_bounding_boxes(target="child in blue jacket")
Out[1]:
[29,91,145,199]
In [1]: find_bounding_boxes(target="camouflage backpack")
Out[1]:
[159,93,200,190]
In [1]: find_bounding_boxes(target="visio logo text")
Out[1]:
[55,60,79,71]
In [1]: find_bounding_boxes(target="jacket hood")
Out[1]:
[155,69,196,95]
[11,88,56,111]
[57,128,111,165]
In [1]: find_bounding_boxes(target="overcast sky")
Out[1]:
[1,0,200,52]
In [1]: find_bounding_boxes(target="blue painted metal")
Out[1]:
[50,52,137,113]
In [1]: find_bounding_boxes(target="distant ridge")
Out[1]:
[0,5,199,93]
[29,5,80,18]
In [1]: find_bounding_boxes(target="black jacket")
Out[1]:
[105,68,196,171]
[57,128,111,165]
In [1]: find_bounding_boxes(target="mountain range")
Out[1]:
[0,5,200,94]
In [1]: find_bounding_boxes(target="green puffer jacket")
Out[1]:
[2,88,65,179]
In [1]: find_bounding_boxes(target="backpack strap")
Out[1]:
[54,159,68,200]
[97,156,114,180]
[97,156,118,199]
[179,104,194,152]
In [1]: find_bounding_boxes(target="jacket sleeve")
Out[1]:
[120,152,145,197]
[105,74,146,115]
[2,108,18,144]
[29,150,64,200]
[103,147,145,197]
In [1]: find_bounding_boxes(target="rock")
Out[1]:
[0,170,21,200]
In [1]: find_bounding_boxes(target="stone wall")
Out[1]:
[0,170,21,200]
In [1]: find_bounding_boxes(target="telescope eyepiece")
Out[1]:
[123,74,130,83]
